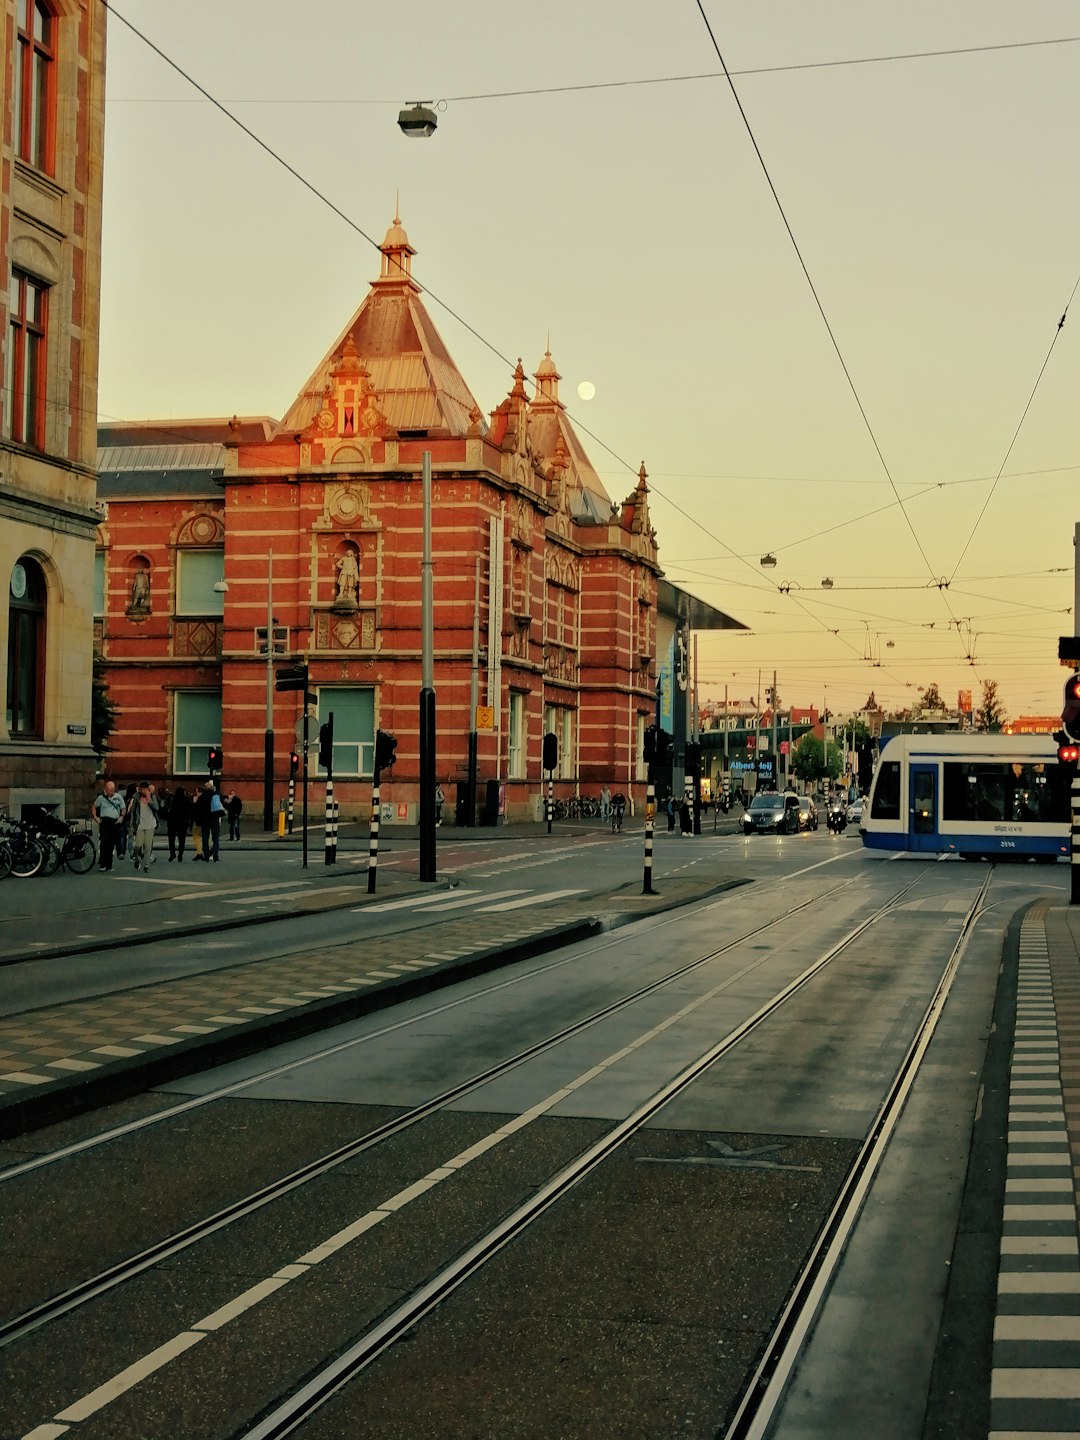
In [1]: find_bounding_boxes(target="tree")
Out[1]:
[792,734,842,786]
[919,682,944,713]
[91,648,118,760]
[974,678,1006,733]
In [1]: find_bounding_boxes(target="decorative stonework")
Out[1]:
[545,644,577,683]
[175,511,225,547]
[314,480,374,532]
[315,610,376,650]
[174,620,223,658]
[544,549,580,591]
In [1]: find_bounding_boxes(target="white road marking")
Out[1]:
[479,888,583,911]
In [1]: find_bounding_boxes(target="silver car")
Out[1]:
[742,792,801,835]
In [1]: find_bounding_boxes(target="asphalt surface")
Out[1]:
[0,817,750,1135]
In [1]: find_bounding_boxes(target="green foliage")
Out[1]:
[919,682,944,712]
[792,734,842,785]
[91,648,118,759]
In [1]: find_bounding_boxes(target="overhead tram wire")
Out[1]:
[692,0,976,671]
[107,35,1080,106]
[947,272,1080,583]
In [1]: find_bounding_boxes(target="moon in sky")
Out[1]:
[576,380,596,401]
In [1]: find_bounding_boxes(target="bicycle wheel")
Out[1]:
[0,841,11,880]
[11,836,45,878]
[64,833,97,874]
[38,837,63,876]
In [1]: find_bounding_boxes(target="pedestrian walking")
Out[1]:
[225,790,243,841]
[91,780,126,871]
[115,783,137,859]
[130,781,160,872]
[167,785,192,860]
[434,784,444,827]
[679,796,693,835]
[192,782,222,862]
[600,784,611,820]
[666,794,676,832]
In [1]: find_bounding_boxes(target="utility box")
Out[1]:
[483,778,501,825]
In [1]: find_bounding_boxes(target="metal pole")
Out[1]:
[301,712,309,871]
[692,636,700,834]
[323,711,335,866]
[419,451,437,881]
[287,775,294,834]
[263,550,274,831]
[771,669,777,783]
[823,686,828,788]
[643,759,657,894]
[466,557,480,828]
[1072,770,1080,905]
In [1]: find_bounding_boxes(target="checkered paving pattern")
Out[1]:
[0,912,566,1100]
[990,905,1080,1437]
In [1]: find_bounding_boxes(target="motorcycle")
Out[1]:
[826,803,847,834]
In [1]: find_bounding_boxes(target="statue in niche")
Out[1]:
[333,547,360,612]
[128,565,150,615]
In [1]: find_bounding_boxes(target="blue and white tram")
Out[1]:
[861,734,1069,860]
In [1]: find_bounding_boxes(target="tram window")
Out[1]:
[870,761,901,819]
[943,761,1056,824]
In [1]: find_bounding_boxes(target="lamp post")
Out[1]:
[418,451,436,881]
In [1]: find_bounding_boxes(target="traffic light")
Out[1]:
[1058,741,1080,768]
[318,719,334,771]
[685,741,701,771]
[643,724,657,764]
[542,731,559,772]
[275,663,309,693]
[655,727,672,767]
[374,729,397,772]
[289,750,300,779]
[1063,673,1080,744]
[208,746,222,772]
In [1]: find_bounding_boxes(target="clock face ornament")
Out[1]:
[10,563,27,600]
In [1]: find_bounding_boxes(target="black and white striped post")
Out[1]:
[320,713,335,866]
[1071,770,1080,906]
[1058,648,1080,906]
[367,770,381,895]
[287,776,295,834]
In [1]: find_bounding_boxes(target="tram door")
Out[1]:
[909,763,938,848]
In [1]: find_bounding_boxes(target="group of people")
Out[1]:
[91,781,244,872]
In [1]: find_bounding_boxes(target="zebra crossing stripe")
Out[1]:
[990,911,1080,1437]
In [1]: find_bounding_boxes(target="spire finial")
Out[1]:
[394,188,400,225]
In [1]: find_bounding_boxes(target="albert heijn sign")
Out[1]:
[1060,636,1080,668]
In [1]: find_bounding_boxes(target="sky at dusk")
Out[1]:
[97,1,1080,722]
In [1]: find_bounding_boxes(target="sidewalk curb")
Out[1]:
[0,916,602,1139]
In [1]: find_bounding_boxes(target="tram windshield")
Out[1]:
[870,760,901,819]
[942,760,1055,824]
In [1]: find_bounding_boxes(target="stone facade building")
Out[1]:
[95,215,692,822]
[1,0,106,818]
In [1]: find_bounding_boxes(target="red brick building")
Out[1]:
[96,215,687,822]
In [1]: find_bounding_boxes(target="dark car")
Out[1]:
[797,795,818,831]
[741,791,801,835]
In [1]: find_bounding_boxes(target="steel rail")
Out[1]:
[721,866,995,1439]
[0,874,879,1351]
[236,873,943,1440]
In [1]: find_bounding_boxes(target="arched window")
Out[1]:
[7,557,47,737]
[14,0,56,173]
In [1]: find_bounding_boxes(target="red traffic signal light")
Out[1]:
[289,751,299,778]
[1058,742,1080,766]
[208,746,222,772]
[1064,673,1080,743]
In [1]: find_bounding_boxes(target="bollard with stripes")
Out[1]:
[324,776,335,865]
[287,777,295,835]
[1072,771,1079,906]
[642,778,657,895]
[367,779,381,894]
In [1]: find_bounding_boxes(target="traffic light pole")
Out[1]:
[301,713,309,871]
[643,758,657,896]
[263,549,275,832]
[418,451,437,883]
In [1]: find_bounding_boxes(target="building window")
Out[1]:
[543,703,573,779]
[315,687,375,776]
[173,690,222,774]
[7,557,47,738]
[635,714,647,781]
[508,691,525,778]
[176,549,225,616]
[5,271,48,447]
[15,0,56,172]
[93,551,106,617]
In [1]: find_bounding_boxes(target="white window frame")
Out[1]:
[176,549,225,617]
[508,691,525,778]
[173,690,222,775]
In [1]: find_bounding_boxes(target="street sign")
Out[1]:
[294,715,311,744]
[1060,636,1080,667]
[476,705,494,730]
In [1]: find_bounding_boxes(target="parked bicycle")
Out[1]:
[0,816,47,878]
[37,814,97,874]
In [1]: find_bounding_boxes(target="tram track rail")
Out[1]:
[0,858,944,1365]
[1,870,893,1353]
[228,869,967,1439]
